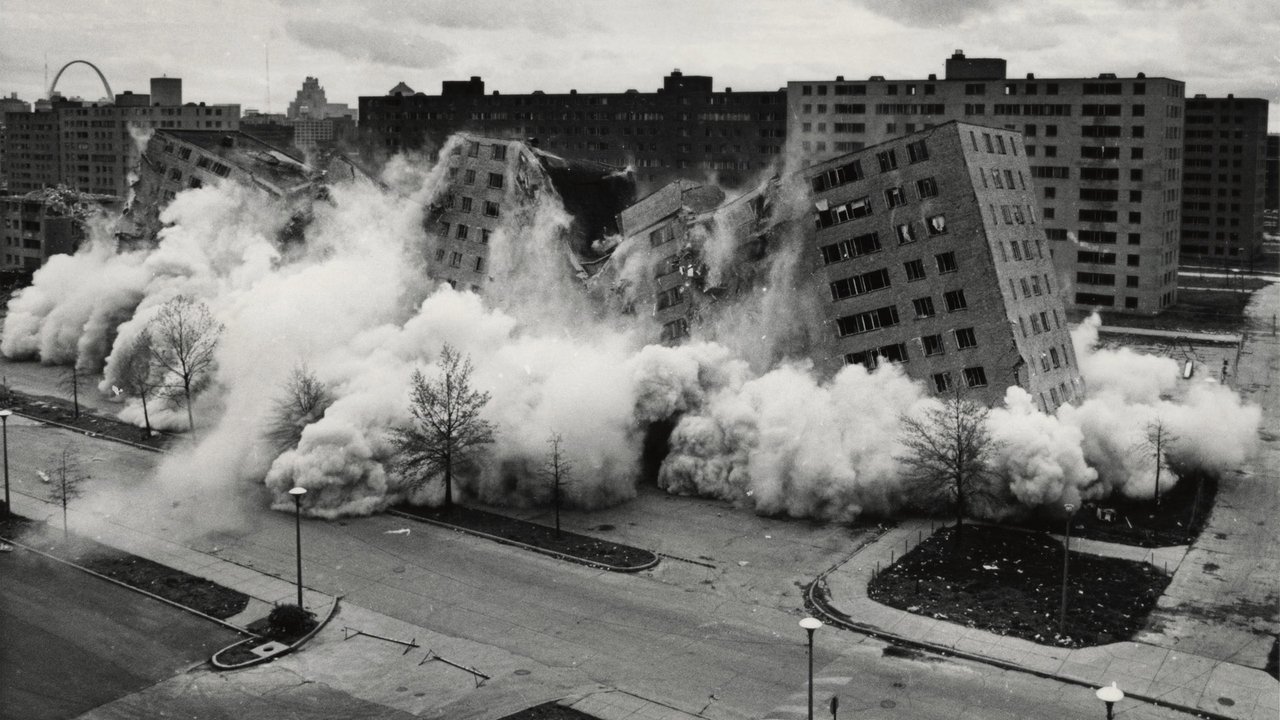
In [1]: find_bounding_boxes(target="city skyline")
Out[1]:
[2,0,1278,131]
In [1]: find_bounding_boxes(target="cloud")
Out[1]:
[845,0,1000,27]
[276,0,598,36]
[286,19,453,69]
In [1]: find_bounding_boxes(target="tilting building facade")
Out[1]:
[787,51,1186,315]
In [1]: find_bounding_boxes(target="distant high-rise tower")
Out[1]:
[150,77,182,106]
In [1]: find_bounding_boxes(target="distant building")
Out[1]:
[151,77,182,106]
[239,111,297,154]
[2,79,240,199]
[426,134,634,292]
[358,71,787,194]
[787,51,1186,315]
[287,77,356,121]
[1180,95,1269,266]
[0,93,33,192]
[1266,134,1278,218]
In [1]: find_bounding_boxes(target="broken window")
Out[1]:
[912,296,935,318]
[449,252,463,268]
[460,196,473,213]
[904,259,926,281]
[885,186,906,208]
[933,372,953,392]
[492,144,507,161]
[661,318,689,342]
[464,169,476,184]
[906,139,929,163]
[915,177,938,199]
[456,224,469,240]
[922,334,944,356]
[836,305,900,337]
[474,256,485,273]
[484,201,500,218]
[944,289,967,311]
[829,268,891,301]
[896,222,917,244]
[963,366,988,387]
[955,327,977,349]
[935,251,957,274]
[926,215,946,235]
[488,172,504,189]
[650,225,675,247]
[876,149,898,172]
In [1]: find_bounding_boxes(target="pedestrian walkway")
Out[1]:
[813,520,1278,720]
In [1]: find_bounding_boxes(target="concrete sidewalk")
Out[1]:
[812,520,1278,720]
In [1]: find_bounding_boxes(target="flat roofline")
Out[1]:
[803,119,1012,175]
[786,75,1181,84]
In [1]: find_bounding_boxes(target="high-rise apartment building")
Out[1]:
[0,93,33,192]
[358,71,787,194]
[787,51,1186,315]
[595,121,1080,408]
[287,77,356,121]
[805,121,1081,409]
[1180,95,1269,266]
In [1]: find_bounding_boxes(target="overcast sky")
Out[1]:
[3,0,1277,131]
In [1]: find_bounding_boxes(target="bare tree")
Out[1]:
[115,329,162,438]
[540,433,573,538]
[46,445,87,540]
[898,387,1001,546]
[59,364,83,420]
[148,296,223,436]
[265,363,333,453]
[392,344,496,509]
[1136,418,1177,506]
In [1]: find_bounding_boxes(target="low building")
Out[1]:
[1180,95,1269,266]
[1,187,120,271]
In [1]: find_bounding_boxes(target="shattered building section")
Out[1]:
[426,134,634,292]
[126,129,318,243]
[806,121,1083,410]
[1,186,120,272]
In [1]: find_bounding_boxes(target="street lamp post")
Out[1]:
[1096,682,1124,719]
[799,617,823,720]
[1059,503,1075,636]
[288,487,307,608]
[1,409,11,518]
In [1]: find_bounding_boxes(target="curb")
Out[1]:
[211,596,342,671]
[0,534,257,639]
[387,508,660,573]
[804,547,1239,720]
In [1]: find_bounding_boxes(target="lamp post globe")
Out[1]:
[799,617,823,720]
[288,487,307,607]
[1095,682,1124,719]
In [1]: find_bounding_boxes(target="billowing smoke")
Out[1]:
[1,140,1262,529]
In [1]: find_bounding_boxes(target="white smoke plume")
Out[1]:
[0,140,1262,529]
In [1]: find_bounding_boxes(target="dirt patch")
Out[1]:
[1013,472,1217,548]
[868,525,1171,648]
[0,387,172,451]
[2,514,247,619]
[497,703,601,720]
[393,504,657,570]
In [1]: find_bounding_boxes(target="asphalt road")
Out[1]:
[0,545,242,720]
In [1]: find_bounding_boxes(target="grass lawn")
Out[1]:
[868,524,1170,648]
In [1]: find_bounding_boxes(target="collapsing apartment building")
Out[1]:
[425,134,635,292]
[596,121,1083,411]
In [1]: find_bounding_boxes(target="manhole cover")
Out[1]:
[881,699,897,709]
[1218,697,1235,706]
[514,669,531,676]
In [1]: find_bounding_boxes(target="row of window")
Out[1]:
[932,367,989,391]
[1007,273,1054,300]
[1017,308,1063,337]
[800,80,1174,99]
[443,194,502,218]
[439,221,492,244]
[836,290,968,337]
[432,247,486,273]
